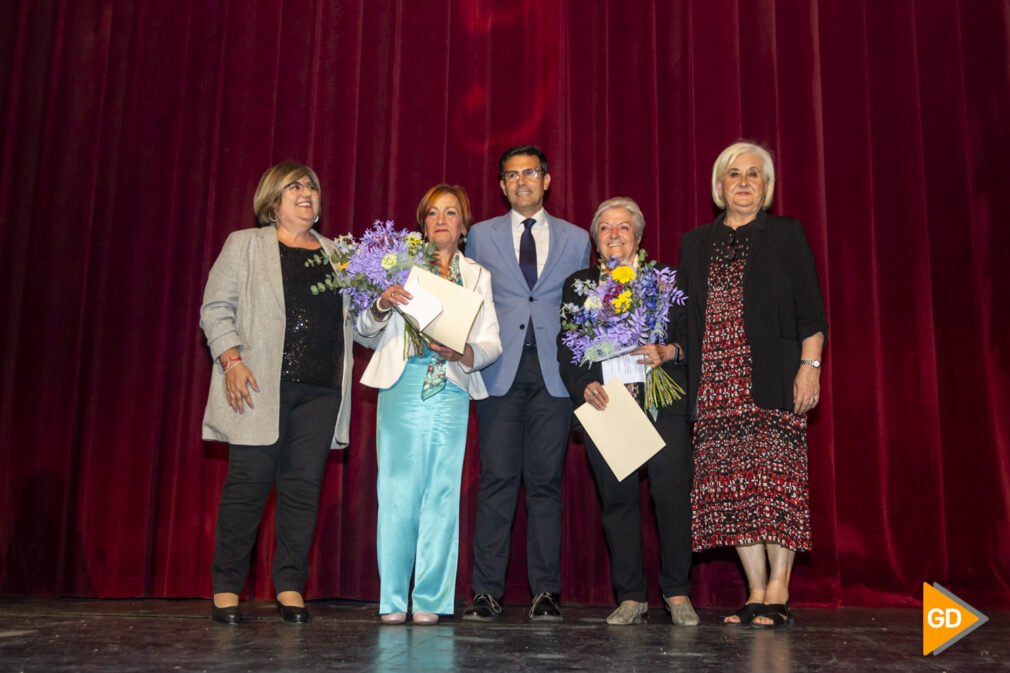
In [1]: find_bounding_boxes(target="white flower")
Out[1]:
[380,253,398,270]
[584,295,603,310]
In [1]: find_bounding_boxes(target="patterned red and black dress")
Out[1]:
[691,224,811,551]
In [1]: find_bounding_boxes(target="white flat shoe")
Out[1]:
[380,612,407,624]
[413,611,439,625]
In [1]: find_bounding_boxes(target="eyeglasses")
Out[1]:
[723,229,738,261]
[501,167,544,183]
[284,180,319,193]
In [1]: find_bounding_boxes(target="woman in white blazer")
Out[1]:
[357,184,501,625]
[200,162,353,625]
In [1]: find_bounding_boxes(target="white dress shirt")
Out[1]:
[510,209,549,276]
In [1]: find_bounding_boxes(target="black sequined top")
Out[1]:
[278,242,344,390]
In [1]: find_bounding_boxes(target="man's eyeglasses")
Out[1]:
[502,167,543,183]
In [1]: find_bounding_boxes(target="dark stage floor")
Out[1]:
[0,599,1005,672]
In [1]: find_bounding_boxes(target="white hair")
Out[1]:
[589,196,645,246]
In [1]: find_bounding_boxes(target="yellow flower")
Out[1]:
[380,253,398,270]
[611,290,632,313]
[339,261,349,271]
[611,265,636,284]
[405,232,423,254]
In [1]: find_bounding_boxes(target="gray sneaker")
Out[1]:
[666,598,700,626]
[606,600,648,625]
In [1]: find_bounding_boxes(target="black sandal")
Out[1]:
[722,602,763,626]
[751,603,793,629]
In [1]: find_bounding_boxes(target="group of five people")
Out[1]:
[200,141,826,630]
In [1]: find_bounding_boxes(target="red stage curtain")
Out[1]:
[1,0,1007,609]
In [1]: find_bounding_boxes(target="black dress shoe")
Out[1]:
[277,602,310,623]
[462,594,502,622]
[212,605,242,624]
[529,592,562,622]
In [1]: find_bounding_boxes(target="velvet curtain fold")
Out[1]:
[1,0,1007,608]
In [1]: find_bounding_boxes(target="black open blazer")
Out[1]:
[676,210,827,415]
[557,264,688,417]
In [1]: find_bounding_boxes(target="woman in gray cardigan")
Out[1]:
[200,162,354,624]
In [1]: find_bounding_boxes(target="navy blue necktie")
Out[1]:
[520,218,538,345]
[520,218,538,289]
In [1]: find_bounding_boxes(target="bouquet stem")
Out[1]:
[645,366,686,418]
[403,321,428,358]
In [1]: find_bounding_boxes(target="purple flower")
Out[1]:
[332,220,429,318]
[559,255,687,366]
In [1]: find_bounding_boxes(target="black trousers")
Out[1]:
[584,410,693,601]
[471,347,573,597]
[211,381,338,595]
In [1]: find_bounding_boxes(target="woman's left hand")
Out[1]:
[632,343,681,368]
[793,365,821,414]
[429,340,474,368]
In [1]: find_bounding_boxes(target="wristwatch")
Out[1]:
[800,359,821,369]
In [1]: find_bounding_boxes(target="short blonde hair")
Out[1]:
[589,196,645,247]
[711,141,776,210]
[253,162,322,226]
[416,183,473,234]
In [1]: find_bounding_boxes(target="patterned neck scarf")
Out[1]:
[420,253,463,400]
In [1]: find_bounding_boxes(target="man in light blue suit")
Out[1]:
[463,146,591,622]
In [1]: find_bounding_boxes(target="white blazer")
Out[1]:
[356,253,502,399]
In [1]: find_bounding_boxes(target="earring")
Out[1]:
[460,232,468,245]
[269,211,279,223]
[314,215,320,224]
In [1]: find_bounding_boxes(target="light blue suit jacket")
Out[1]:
[466,211,591,397]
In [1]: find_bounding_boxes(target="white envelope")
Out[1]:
[601,353,647,385]
[403,266,484,354]
[400,273,443,331]
[574,377,666,481]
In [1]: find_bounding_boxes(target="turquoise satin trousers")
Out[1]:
[376,356,469,615]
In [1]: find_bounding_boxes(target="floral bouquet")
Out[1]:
[560,249,687,416]
[307,220,434,355]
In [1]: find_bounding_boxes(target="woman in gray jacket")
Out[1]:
[200,162,354,624]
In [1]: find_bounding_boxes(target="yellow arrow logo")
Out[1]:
[923,582,988,655]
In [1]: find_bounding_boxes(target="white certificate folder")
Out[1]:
[574,377,666,481]
[403,266,483,354]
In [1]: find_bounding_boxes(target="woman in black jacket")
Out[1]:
[678,142,827,629]
[559,197,697,627]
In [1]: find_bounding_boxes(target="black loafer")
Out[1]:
[277,602,310,623]
[212,605,242,624]
[462,594,502,622]
[529,592,562,622]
